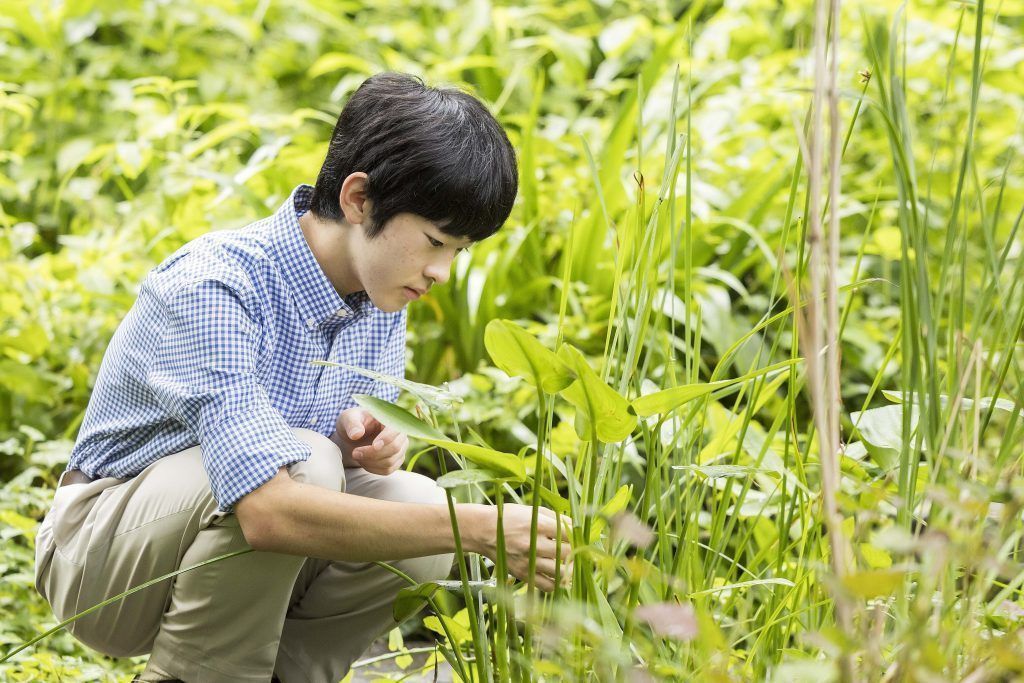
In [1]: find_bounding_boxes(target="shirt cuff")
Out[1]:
[201,409,312,513]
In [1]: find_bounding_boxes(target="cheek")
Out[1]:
[374,244,416,283]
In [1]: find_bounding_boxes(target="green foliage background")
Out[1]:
[1,0,1023,680]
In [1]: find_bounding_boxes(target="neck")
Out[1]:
[298,210,361,297]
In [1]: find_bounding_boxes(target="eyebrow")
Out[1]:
[427,227,474,249]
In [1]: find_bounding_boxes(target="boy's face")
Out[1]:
[347,211,473,313]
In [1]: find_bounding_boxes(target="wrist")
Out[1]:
[455,503,495,557]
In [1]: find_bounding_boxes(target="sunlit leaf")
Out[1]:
[484,319,574,393]
[352,394,446,441]
[355,395,526,481]
[557,344,636,443]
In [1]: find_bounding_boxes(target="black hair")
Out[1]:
[310,72,518,241]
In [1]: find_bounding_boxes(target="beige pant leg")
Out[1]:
[34,428,344,683]
[272,468,455,683]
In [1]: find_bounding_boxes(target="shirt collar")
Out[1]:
[267,184,377,329]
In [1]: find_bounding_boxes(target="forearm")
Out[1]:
[249,473,491,562]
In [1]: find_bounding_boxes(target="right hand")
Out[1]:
[482,504,574,592]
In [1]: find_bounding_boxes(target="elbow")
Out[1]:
[235,468,291,552]
[238,508,273,552]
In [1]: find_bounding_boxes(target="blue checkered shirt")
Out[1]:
[67,184,406,512]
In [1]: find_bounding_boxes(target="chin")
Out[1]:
[368,292,406,313]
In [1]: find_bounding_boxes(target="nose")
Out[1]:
[423,251,456,287]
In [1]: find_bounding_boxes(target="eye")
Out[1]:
[426,234,444,248]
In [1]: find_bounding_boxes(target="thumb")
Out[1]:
[340,409,365,439]
[362,410,380,432]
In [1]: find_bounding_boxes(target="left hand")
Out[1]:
[331,407,409,476]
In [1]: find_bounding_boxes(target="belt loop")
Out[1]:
[57,469,72,488]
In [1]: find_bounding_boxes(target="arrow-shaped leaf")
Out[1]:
[557,344,636,443]
[484,319,574,393]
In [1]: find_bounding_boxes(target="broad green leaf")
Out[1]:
[557,344,636,443]
[435,468,501,489]
[393,582,444,623]
[484,319,574,393]
[536,485,571,516]
[352,394,446,441]
[631,359,800,417]
[424,610,474,645]
[355,395,526,482]
[431,440,526,483]
[849,404,919,470]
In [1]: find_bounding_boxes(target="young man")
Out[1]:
[33,72,572,683]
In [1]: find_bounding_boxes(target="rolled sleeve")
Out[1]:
[146,279,310,512]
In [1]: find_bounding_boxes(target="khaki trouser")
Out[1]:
[33,428,455,683]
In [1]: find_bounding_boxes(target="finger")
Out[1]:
[533,537,572,562]
[533,573,556,593]
[536,570,570,592]
[353,443,396,467]
[537,514,573,544]
[362,412,385,438]
[358,449,404,475]
[382,435,408,462]
[530,557,560,578]
[384,439,408,462]
[371,426,402,450]
[380,453,406,475]
[555,515,574,543]
[339,409,366,439]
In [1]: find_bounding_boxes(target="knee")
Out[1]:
[288,428,346,493]
[398,470,448,506]
[394,471,454,584]
[400,551,455,585]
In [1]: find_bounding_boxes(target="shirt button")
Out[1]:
[307,317,316,329]
[309,416,318,426]
[336,308,349,318]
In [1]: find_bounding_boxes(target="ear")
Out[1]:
[338,172,369,226]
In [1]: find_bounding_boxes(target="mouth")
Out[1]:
[403,286,424,300]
